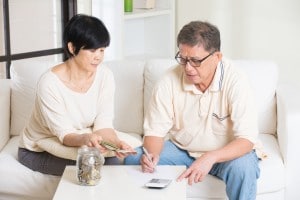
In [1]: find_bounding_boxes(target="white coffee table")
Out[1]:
[53,165,187,200]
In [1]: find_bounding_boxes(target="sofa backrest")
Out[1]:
[104,60,145,135]
[10,60,60,136]
[143,59,278,135]
[0,79,10,150]
[10,59,146,137]
[144,59,177,113]
[233,60,278,135]
[9,58,278,138]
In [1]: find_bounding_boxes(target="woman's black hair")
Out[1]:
[63,14,110,58]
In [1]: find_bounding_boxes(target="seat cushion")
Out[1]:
[0,135,141,199]
[187,134,285,198]
[0,136,60,200]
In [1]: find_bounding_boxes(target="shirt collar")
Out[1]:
[210,61,224,92]
[182,61,224,94]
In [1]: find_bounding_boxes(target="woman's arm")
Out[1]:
[63,132,104,150]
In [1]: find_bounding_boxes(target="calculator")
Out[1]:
[144,178,172,188]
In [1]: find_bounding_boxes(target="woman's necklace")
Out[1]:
[68,81,88,92]
[63,63,96,93]
[66,73,96,93]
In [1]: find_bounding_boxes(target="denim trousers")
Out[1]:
[124,140,260,200]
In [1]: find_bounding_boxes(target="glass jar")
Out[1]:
[76,146,105,186]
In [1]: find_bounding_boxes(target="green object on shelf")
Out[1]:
[124,0,133,12]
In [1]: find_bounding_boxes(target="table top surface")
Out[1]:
[53,165,187,200]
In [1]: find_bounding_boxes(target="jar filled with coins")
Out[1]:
[76,146,104,186]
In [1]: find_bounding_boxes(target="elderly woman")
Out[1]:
[18,14,135,176]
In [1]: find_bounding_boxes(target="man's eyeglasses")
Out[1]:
[175,51,216,68]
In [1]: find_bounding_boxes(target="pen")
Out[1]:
[142,147,156,169]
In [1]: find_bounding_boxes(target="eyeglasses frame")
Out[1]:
[175,50,216,68]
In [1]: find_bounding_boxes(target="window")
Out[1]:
[0,0,77,78]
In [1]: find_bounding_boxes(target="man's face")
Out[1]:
[177,44,221,89]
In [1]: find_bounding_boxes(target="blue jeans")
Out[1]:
[124,140,260,200]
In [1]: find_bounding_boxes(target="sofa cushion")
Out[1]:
[233,60,278,135]
[10,60,60,136]
[10,59,146,137]
[144,59,177,113]
[105,60,145,135]
[0,134,140,199]
[0,79,10,150]
[36,131,142,160]
[144,59,278,136]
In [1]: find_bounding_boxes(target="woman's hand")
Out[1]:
[83,133,107,153]
[63,133,106,154]
[115,140,136,158]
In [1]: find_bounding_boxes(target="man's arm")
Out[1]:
[143,136,165,156]
[211,138,254,163]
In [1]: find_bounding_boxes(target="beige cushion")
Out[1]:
[144,59,177,113]
[233,60,278,135]
[105,60,145,136]
[36,137,79,160]
[144,59,278,136]
[36,131,142,160]
[10,60,60,136]
[0,79,11,150]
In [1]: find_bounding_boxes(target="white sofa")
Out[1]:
[0,58,300,200]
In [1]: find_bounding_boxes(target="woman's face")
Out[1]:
[73,47,106,72]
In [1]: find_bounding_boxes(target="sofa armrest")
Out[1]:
[0,79,11,151]
[276,83,300,199]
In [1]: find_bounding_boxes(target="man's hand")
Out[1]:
[140,152,159,173]
[140,136,164,173]
[177,152,216,185]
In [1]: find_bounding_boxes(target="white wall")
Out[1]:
[176,0,300,87]
[91,0,123,61]
[77,0,91,14]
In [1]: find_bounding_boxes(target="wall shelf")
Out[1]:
[92,0,175,60]
[124,8,171,20]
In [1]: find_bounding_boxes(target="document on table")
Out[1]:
[126,166,186,187]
